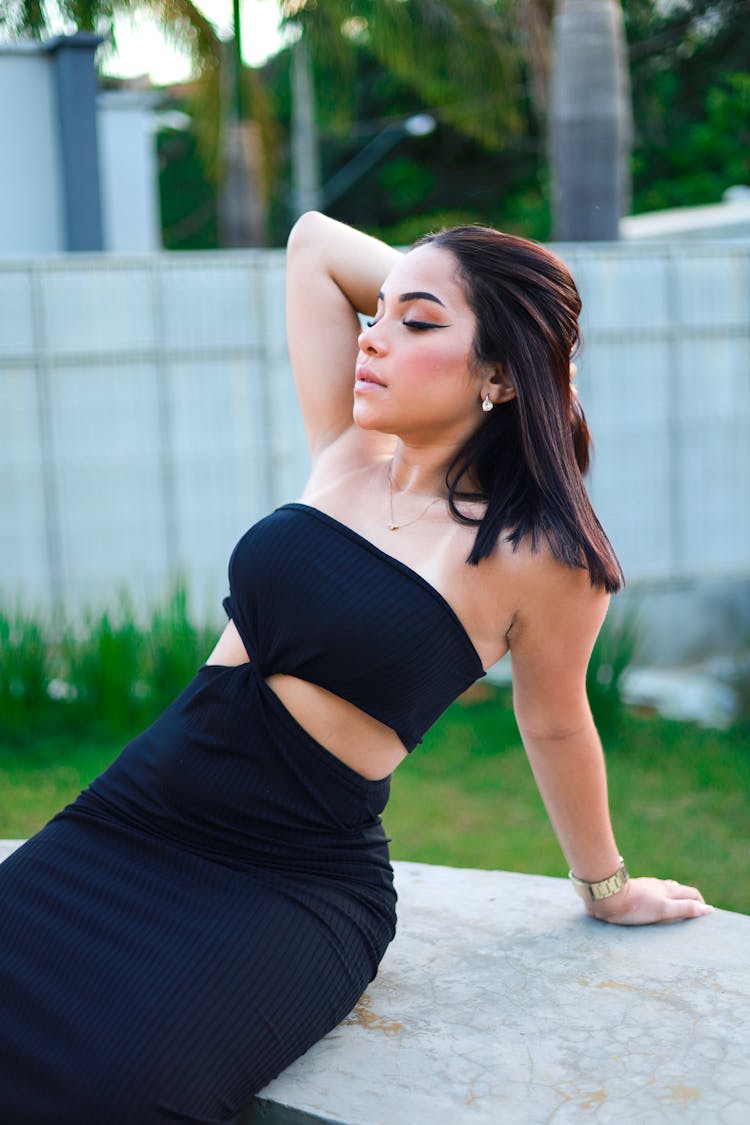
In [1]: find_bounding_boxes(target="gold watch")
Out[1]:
[569,857,629,901]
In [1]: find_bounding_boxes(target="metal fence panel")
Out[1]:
[1,244,748,626]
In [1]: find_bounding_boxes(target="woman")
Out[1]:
[0,214,710,1124]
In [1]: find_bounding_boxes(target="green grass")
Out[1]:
[385,685,750,915]
[0,736,121,838]
[0,587,218,747]
[2,683,748,915]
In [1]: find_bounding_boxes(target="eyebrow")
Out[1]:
[377,290,447,309]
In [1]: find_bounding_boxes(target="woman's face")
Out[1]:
[353,244,487,441]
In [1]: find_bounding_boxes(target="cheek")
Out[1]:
[408,340,473,384]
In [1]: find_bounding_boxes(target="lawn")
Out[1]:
[2,683,748,915]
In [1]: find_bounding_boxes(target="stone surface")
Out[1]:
[2,842,748,1124]
[247,862,749,1125]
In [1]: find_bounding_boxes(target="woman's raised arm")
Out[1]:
[285,212,401,459]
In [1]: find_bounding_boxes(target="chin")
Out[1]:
[352,401,391,431]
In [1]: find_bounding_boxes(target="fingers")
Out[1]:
[659,879,712,922]
[658,894,714,923]
[663,878,705,903]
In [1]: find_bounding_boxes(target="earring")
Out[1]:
[482,394,493,413]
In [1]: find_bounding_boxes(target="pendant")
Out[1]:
[388,523,399,531]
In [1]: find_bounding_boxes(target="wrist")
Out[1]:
[583,878,632,921]
[569,856,629,904]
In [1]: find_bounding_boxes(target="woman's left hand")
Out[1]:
[585,877,713,925]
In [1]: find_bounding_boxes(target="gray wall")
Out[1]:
[0,48,64,253]
[0,40,160,255]
[97,91,162,253]
[0,244,748,658]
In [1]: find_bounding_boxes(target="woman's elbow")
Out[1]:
[513,695,594,744]
[287,210,328,253]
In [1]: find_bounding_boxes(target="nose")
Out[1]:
[357,320,386,355]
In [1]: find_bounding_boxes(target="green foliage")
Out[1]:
[586,609,641,738]
[625,0,750,211]
[157,127,219,250]
[61,598,145,735]
[631,69,750,211]
[283,0,524,151]
[0,588,217,747]
[263,39,548,245]
[0,610,50,739]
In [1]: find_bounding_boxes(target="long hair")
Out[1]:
[413,226,624,593]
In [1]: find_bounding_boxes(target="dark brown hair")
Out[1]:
[413,226,624,593]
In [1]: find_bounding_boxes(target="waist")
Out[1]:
[262,670,409,779]
[82,663,394,880]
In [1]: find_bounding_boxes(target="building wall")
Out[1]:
[0,244,748,661]
[98,92,162,253]
[0,42,159,255]
[0,49,64,253]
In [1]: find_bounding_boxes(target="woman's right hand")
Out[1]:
[584,876,713,926]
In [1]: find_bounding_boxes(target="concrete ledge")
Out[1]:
[2,842,748,1123]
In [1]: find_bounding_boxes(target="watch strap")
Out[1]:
[569,857,629,901]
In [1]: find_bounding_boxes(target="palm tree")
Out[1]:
[282,0,632,242]
[549,0,632,239]
[1,2,221,88]
[280,0,534,226]
[282,0,525,148]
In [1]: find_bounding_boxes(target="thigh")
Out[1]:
[0,821,380,1125]
[110,882,375,1123]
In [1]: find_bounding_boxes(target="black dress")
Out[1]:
[0,504,485,1124]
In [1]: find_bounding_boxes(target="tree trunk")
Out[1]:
[516,0,555,125]
[550,0,632,240]
[290,36,322,218]
[218,39,268,247]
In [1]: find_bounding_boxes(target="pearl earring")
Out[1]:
[482,394,493,413]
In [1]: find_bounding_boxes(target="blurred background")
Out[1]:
[0,3,748,902]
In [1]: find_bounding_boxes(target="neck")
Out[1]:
[387,440,459,497]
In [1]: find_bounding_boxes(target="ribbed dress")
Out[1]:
[0,503,485,1124]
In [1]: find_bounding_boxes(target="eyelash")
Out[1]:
[365,319,436,331]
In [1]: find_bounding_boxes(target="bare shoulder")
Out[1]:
[496,536,611,736]
[494,534,610,653]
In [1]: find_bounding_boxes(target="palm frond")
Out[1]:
[2,0,48,37]
[122,0,222,75]
[281,0,525,150]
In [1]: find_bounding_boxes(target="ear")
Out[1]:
[481,364,516,406]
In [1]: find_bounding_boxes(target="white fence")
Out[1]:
[1,243,749,638]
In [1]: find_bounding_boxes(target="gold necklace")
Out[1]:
[387,465,444,531]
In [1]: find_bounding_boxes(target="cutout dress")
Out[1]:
[0,504,485,1124]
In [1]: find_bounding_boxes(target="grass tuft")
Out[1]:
[0,586,218,746]
[586,609,641,738]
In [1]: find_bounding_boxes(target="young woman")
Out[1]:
[0,214,709,1124]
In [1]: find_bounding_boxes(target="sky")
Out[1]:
[90,1,287,83]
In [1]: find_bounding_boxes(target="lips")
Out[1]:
[355,365,385,387]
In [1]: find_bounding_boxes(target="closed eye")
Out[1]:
[365,318,448,331]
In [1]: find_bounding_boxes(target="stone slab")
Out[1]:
[2,842,748,1124]
[246,862,749,1125]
